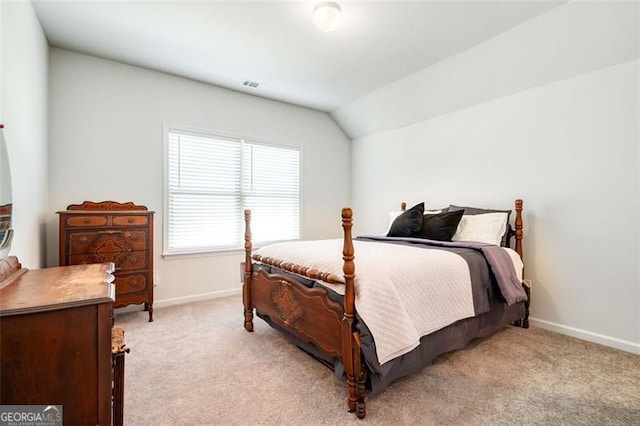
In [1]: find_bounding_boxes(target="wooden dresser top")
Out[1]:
[0,263,115,316]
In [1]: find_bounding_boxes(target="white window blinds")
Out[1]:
[166,129,300,254]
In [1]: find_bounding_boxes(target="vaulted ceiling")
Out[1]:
[32,0,565,112]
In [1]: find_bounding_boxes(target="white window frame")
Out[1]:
[162,123,302,258]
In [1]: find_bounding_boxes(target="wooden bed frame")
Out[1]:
[242,199,526,419]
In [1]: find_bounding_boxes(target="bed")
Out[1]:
[242,199,529,419]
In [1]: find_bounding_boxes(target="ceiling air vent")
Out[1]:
[242,80,259,88]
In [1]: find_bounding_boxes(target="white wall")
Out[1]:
[47,48,351,305]
[1,1,49,269]
[334,1,639,140]
[341,2,640,353]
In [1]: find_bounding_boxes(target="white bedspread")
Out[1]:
[254,239,478,365]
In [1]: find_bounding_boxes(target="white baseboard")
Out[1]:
[154,288,241,308]
[530,317,640,355]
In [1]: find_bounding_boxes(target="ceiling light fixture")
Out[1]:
[312,2,342,32]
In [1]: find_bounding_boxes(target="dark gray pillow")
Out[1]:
[416,210,464,241]
[387,202,424,237]
[448,205,512,246]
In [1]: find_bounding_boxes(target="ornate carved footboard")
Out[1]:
[243,208,366,418]
[242,200,526,419]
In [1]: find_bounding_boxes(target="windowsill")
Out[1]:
[162,248,245,260]
[161,239,299,261]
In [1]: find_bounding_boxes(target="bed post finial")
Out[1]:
[514,199,523,260]
[400,202,407,211]
[342,208,354,280]
[243,209,254,332]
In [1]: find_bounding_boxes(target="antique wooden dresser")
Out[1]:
[0,261,117,425]
[58,201,155,321]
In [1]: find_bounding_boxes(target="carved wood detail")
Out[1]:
[271,281,305,328]
[0,255,21,281]
[252,254,344,284]
[340,207,357,413]
[66,201,148,211]
[115,274,147,294]
[0,256,27,290]
[251,269,344,357]
[514,199,524,260]
[353,332,366,419]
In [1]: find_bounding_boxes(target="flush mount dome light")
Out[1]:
[313,1,342,32]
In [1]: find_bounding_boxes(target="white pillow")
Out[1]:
[452,212,509,245]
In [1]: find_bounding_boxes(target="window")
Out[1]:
[164,126,300,255]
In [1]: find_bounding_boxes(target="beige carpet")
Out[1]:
[115,296,640,425]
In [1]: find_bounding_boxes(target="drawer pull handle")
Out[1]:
[128,218,134,223]
[98,230,123,235]
[129,279,138,288]
[84,219,91,224]
[130,256,138,264]
[79,236,88,243]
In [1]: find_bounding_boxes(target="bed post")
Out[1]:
[513,199,530,329]
[341,208,364,417]
[243,209,254,332]
[514,199,523,259]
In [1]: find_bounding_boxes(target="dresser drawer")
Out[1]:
[67,230,147,255]
[114,273,148,295]
[65,215,108,227]
[68,250,148,271]
[113,215,149,227]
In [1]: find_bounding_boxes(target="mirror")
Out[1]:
[0,124,13,259]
